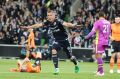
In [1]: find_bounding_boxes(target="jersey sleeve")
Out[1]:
[92,21,99,32]
[85,21,98,39]
[58,19,64,25]
[43,20,49,26]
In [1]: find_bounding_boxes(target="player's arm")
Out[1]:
[85,22,98,39]
[62,22,81,28]
[110,36,114,41]
[22,23,43,29]
[110,25,114,41]
[31,33,35,48]
[29,23,43,29]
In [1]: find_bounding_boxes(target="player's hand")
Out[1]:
[73,23,81,28]
[76,25,81,27]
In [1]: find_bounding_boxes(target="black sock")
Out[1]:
[52,54,58,68]
[71,56,77,65]
[34,58,41,66]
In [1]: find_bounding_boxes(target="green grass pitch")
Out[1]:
[0,59,120,79]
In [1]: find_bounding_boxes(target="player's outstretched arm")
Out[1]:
[62,22,81,28]
[21,23,43,29]
[29,23,43,29]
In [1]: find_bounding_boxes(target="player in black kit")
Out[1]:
[23,10,80,74]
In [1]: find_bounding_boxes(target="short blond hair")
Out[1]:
[47,10,56,15]
[47,10,54,13]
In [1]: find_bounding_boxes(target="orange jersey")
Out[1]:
[26,62,40,73]
[26,31,35,48]
[10,61,40,73]
[111,23,120,41]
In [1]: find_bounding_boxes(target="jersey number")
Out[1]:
[103,24,109,33]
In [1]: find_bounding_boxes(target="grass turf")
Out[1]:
[0,59,120,79]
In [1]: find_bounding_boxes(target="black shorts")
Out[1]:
[52,39,72,57]
[111,41,120,53]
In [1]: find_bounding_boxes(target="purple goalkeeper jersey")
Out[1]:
[86,18,111,45]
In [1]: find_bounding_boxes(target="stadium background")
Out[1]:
[0,0,118,61]
[0,0,120,79]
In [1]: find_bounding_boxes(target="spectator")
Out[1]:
[34,31,41,45]
[0,0,119,48]
[73,30,82,47]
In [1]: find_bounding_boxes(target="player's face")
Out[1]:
[115,17,120,23]
[47,12,55,22]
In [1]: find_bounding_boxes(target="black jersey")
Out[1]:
[43,19,68,40]
[41,25,54,44]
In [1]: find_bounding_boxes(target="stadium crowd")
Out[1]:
[0,0,120,48]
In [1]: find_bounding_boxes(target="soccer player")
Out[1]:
[109,14,120,73]
[84,11,111,76]
[25,28,41,68]
[22,10,80,74]
[25,28,35,58]
[10,57,41,73]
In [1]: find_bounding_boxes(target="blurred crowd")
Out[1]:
[0,0,71,45]
[69,0,120,47]
[0,0,120,48]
